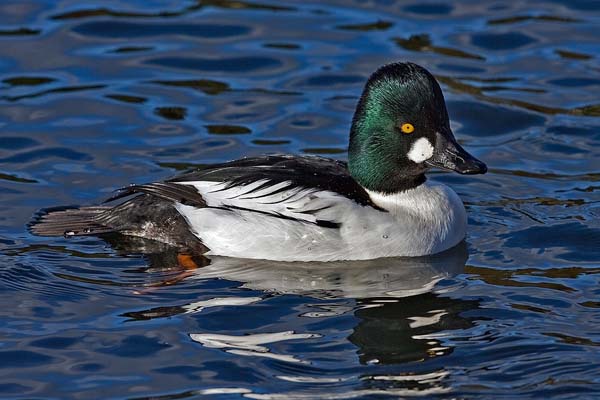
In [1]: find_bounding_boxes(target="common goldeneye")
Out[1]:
[31,62,486,262]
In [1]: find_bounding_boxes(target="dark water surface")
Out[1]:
[1,0,600,398]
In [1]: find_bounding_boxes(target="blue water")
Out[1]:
[1,0,599,398]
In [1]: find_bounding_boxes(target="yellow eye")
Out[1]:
[400,123,414,134]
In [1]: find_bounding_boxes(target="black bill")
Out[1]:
[426,131,487,175]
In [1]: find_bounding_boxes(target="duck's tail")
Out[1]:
[29,206,114,237]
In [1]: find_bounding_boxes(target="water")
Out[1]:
[1,0,599,398]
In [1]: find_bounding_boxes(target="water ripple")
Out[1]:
[72,21,251,39]
[1,0,599,398]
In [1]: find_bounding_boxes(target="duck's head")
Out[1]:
[348,62,486,193]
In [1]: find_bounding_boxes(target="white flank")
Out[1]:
[407,137,434,163]
[173,179,466,261]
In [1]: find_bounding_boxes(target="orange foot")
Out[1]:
[133,252,206,294]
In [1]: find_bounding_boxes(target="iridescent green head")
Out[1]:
[348,62,486,193]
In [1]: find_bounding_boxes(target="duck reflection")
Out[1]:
[350,293,478,365]
[113,236,478,367]
[188,241,468,299]
[197,243,477,366]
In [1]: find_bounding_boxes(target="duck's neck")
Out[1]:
[364,180,453,217]
[348,158,427,193]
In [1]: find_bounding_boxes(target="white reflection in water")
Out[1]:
[191,242,468,300]
[182,296,262,314]
[189,330,320,364]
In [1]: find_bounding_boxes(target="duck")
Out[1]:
[30,62,486,262]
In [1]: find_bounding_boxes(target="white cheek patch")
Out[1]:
[407,137,434,163]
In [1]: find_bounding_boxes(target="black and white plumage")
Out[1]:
[30,62,487,261]
[31,155,467,261]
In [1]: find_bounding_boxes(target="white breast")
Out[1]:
[174,180,467,262]
[362,182,467,257]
